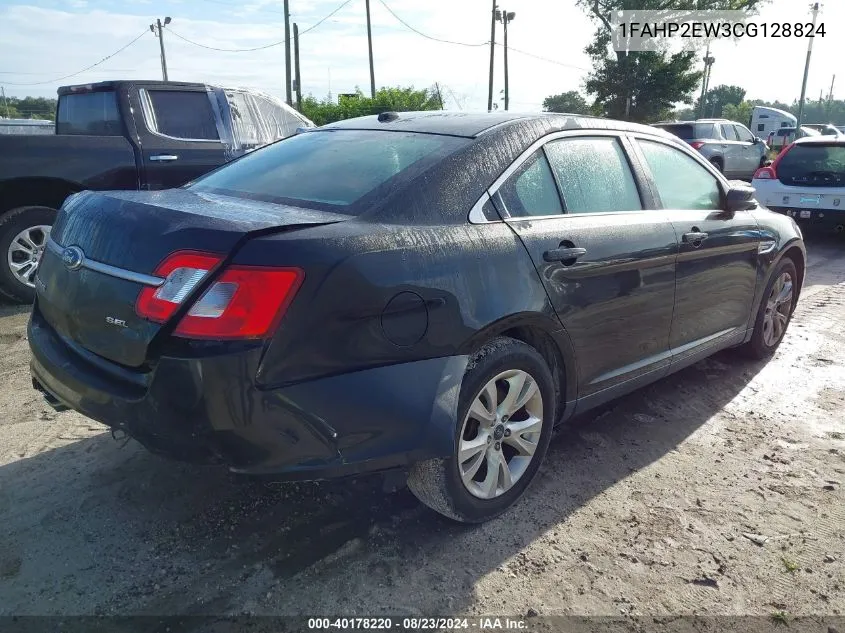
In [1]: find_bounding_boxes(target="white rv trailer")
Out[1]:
[750,106,796,139]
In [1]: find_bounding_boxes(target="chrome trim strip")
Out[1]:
[468,192,496,224]
[46,238,164,287]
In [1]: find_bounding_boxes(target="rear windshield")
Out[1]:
[778,144,845,187]
[189,130,467,212]
[56,91,121,136]
[656,123,714,140]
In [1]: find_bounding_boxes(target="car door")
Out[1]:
[631,136,761,368]
[733,123,762,177]
[718,123,743,177]
[491,132,679,407]
[134,86,228,190]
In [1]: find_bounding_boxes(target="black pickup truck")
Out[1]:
[0,80,313,302]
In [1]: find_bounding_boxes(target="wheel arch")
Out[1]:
[0,177,83,217]
[458,312,578,424]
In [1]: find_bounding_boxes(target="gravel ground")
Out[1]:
[0,233,843,622]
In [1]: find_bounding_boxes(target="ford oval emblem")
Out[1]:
[62,246,85,271]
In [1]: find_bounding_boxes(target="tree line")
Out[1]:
[0,96,57,120]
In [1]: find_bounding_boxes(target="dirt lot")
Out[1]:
[1,234,844,622]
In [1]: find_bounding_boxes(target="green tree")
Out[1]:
[542,91,592,114]
[722,101,754,126]
[577,0,768,123]
[697,84,746,118]
[2,96,57,120]
[301,86,441,126]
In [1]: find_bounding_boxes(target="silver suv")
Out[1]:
[652,119,768,180]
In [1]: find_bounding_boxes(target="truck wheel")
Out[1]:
[407,337,555,523]
[0,206,55,304]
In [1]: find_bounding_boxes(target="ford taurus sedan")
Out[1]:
[29,111,805,523]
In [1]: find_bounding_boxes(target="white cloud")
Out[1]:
[0,0,841,112]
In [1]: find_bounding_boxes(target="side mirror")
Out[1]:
[724,180,758,214]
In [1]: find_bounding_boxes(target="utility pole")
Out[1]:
[500,10,515,111]
[827,74,836,117]
[434,82,444,109]
[150,17,172,81]
[1,86,8,118]
[284,0,292,106]
[487,1,498,112]
[697,42,714,119]
[365,0,375,98]
[796,2,820,131]
[293,23,302,112]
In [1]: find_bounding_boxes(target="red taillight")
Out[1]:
[135,250,303,340]
[136,251,223,323]
[173,266,303,339]
[753,142,795,181]
[690,141,706,150]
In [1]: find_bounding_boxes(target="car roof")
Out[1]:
[793,135,845,145]
[58,80,206,95]
[320,110,667,139]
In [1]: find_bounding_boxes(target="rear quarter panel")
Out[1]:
[233,220,563,390]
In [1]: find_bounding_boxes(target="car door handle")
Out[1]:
[543,247,587,263]
[149,154,179,162]
[682,231,709,244]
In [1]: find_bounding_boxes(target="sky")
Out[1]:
[0,0,842,113]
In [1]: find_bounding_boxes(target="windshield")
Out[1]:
[778,143,845,187]
[189,129,467,212]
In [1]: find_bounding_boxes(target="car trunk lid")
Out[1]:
[37,189,346,368]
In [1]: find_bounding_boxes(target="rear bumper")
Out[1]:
[28,308,466,478]
[766,205,845,229]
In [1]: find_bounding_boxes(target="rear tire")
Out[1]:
[741,258,798,360]
[407,337,555,523]
[709,157,724,173]
[0,206,56,304]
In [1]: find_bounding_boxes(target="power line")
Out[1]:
[498,43,588,72]
[167,0,355,52]
[377,0,487,47]
[1,31,150,86]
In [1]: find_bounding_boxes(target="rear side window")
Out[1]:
[638,140,721,210]
[777,144,845,186]
[190,130,466,211]
[226,91,263,147]
[56,91,121,135]
[495,150,563,218]
[144,90,220,140]
[544,137,642,214]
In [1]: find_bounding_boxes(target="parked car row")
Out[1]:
[652,118,768,180]
[0,80,314,303]
[28,110,806,523]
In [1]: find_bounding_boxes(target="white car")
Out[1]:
[752,136,845,232]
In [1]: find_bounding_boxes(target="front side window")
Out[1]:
[495,150,563,218]
[145,90,220,140]
[734,125,754,143]
[56,90,121,136]
[544,137,642,214]
[638,140,721,211]
[720,124,739,141]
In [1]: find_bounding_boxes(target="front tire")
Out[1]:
[741,257,797,359]
[0,206,55,303]
[407,337,555,523]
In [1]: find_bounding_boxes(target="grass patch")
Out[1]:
[782,557,800,573]
[771,611,789,626]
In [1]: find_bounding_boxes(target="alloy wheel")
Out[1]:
[7,225,51,288]
[458,369,544,499]
[762,271,794,347]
